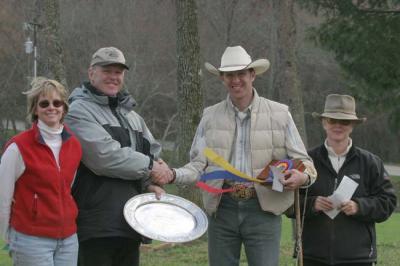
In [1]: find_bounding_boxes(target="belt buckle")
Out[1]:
[229,184,255,201]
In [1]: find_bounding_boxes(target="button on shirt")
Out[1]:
[229,100,253,188]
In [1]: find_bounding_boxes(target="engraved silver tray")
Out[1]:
[123,193,208,243]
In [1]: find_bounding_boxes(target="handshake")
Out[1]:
[150,159,175,185]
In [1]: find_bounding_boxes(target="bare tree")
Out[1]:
[176,0,203,204]
[42,0,68,86]
[0,0,32,144]
[273,0,307,265]
[273,0,307,140]
[1,0,398,164]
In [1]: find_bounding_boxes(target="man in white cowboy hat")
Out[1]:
[299,94,396,266]
[163,46,317,266]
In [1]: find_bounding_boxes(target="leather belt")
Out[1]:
[226,183,257,201]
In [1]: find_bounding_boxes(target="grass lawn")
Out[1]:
[0,244,10,266]
[138,213,400,265]
[1,209,398,265]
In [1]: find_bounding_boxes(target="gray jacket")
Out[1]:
[66,84,161,180]
[64,82,161,241]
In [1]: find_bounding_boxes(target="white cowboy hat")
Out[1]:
[312,94,366,123]
[205,46,270,76]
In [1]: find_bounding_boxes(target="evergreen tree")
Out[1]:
[300,0,400,133]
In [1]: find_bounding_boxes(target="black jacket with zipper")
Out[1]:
[299,143,396,265]
[65,82,161,243]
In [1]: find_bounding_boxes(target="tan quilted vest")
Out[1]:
[201,92,299,215]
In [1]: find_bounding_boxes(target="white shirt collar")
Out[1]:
[37,119,63,135]
[324,138,352,157]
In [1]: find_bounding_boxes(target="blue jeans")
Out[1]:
[8,228,78,266]
[208,194,282,266]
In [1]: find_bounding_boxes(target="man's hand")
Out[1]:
[314,196,334,212]
[280,169,309,190]
[150,159,174,185]
[147,184,166,200]
[340,200,359,216]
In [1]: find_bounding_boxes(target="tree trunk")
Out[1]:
[265,0,277,99]
[273,1,305,265]
[43,0,68,87]
[175,0,203,205]
[273,0,307,141]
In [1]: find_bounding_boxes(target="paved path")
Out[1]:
[385,164,400,176]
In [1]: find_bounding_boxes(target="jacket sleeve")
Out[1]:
[298,193,322,219]
[285,112,317,184]
[0,143,25,241]
[64,102,153,181]
[352,156,397,223]
[174,111,208,184]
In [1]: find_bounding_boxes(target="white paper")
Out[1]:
[324,175,359,219]
[271,166,284,192]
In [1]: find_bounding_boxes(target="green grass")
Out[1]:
[376,212,400,245]
[0,244,11,266]
[139,213,400,266]
[1,213,398,266]
[139,218,295,266]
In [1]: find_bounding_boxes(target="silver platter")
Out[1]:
[123,193,208,243]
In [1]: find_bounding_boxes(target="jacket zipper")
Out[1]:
[33,193,38,220]
[334,177,338,191]
[330,176,338,264]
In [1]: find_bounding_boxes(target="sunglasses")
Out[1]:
[38,99,64,109]
[325,118,352,126]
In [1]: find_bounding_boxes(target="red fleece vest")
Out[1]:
[8,124,82,238]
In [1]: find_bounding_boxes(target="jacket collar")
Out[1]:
[226,88,260,114]
[71,82,137,111]
[32,121,73,144]
[324,138,353,157]
[318,142,358,170]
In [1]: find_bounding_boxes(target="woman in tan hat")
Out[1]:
[299,94,397,266]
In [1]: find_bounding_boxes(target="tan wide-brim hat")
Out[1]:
[312,94,366,123]
[205,46,270,76]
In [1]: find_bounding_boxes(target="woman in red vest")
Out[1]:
[0,78,82,266]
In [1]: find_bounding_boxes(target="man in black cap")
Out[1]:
[65,47,172,266]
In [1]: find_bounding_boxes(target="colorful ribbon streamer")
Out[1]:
[203,148,264,183]
[200,170,248,182]
[196,148,297,195]
[196,181,235,194]
[196,170,248,194]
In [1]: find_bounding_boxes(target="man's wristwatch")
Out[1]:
[169,168,176,184]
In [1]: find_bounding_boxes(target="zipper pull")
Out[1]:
[33,193,38,216]
[369,246,374,257]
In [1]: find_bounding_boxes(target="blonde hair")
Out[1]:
[24,77,69,123]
